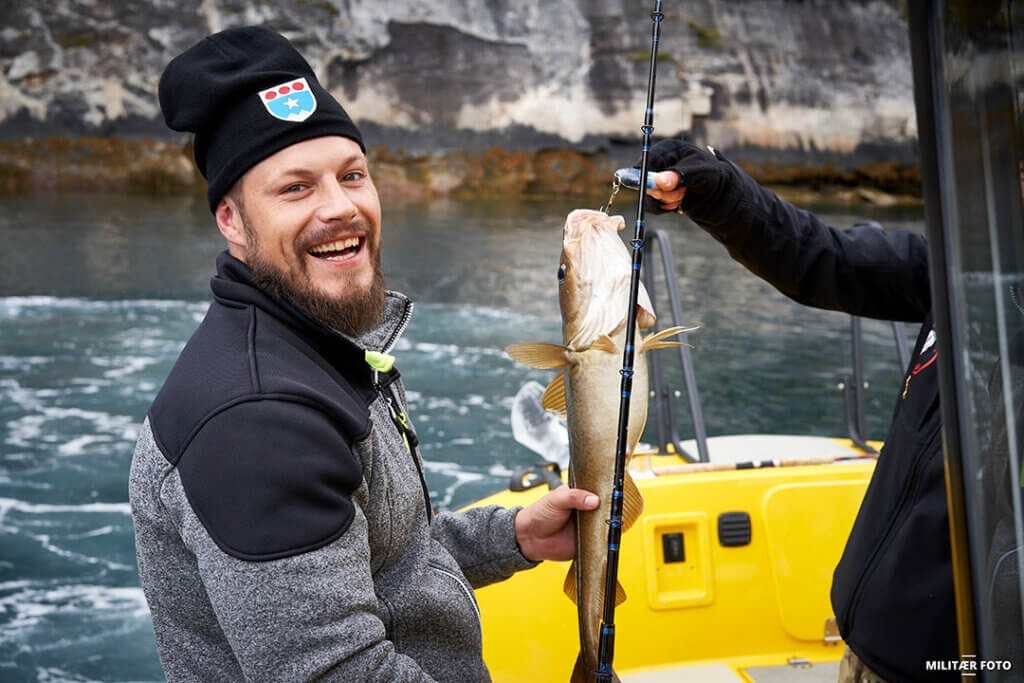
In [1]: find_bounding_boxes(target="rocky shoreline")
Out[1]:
[1,2,920,207]
[0,136,921,207]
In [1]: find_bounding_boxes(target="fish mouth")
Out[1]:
[306,234,365,263]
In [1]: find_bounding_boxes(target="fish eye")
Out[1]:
[557,264,566,281]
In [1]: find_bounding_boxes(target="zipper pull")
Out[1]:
[365,350,396,373]
[380,385,420,453]
[394,410,420,449]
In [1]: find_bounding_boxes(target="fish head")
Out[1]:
[558,209,656,350]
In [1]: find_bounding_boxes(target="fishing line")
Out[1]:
[595,2,664,680]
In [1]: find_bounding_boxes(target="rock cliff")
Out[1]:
[0,0,919,200]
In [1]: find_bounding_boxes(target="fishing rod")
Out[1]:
[595,2,664,680]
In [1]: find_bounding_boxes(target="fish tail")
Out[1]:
[570,653,621,683]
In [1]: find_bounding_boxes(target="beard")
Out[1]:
[241,212,387,338]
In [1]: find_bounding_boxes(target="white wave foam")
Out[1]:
[400,340,509,360]
[0,583,150,640]
[0,355,52,370]
[57,435,113,456]
[486,463,516,477]
[66,525,117,540]
[89,355,161,379]
[0,498,131,517]
[36,667,104,683]
[422,460,489,509]
[0,476,52,490]
[0,296,208,314]
[3,385,136,451]
[414,301,552,323]
[20,531,135,572]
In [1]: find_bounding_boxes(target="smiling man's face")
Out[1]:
[216,135,386,335]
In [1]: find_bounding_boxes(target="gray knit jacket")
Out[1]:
[130,252,536,681]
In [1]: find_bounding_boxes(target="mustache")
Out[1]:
[298,219,375,252]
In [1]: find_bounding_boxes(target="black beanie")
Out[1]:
[159,26,365,212]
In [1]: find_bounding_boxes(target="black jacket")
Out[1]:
[661,152,956,682]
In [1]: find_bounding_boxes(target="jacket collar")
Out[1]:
[211,251,414,355]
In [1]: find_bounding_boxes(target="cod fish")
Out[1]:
[506,209,691,683]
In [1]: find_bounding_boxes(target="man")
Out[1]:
[642,141,954,683]
[129,26,598,682]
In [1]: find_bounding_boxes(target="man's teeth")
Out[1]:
[309,237,361,260]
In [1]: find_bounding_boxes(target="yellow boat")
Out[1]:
[467,437,877,682]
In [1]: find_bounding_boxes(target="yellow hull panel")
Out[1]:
[464,438,878,681]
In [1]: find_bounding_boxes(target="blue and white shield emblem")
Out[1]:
[258,77,317,123]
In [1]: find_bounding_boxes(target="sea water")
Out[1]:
[0,192,923,681]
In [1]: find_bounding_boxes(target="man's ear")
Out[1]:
[215,196,248,256]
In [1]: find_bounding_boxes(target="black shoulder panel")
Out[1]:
[150,302,258,464]
[149,299,375,467]
[177,398,363,561]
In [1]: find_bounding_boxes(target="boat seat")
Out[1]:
[676,434,873,465]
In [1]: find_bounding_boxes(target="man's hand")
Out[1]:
[514,487,599,562]
[648,170,685,211]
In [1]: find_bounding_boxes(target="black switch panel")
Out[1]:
[662,532,685,563]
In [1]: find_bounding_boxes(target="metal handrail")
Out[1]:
[841,317,911,454]
[642,229,709,463]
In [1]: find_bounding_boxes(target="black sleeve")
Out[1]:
[646,141,932,322]
[176,397,364,561]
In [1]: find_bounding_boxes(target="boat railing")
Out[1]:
[642,229,911,462]
[642,230,709,462]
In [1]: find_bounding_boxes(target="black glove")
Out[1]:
[635,139,741,221]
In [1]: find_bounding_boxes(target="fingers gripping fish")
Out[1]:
[506,209,694,683]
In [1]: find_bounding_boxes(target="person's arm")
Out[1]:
[160,400,437,682]
[432,487,599,588]
[642,140,931,322]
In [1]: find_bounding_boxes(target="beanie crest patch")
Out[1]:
[258,77,317,123]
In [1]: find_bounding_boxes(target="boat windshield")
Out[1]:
[913,1,1024,674]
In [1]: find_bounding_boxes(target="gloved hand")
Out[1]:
[635,139,741,221]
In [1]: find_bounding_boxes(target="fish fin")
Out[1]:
[591,334,617,354]
[622,471,644,532]
[505,342,570,369]
[615,580,626,606]
[563,561,578,605]
[542,371,568,418]
[643,340,694,352]
[642,325,698,347]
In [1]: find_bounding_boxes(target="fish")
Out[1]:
[506,208,692,682]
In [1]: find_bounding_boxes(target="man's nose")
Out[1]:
[317,177,358,223]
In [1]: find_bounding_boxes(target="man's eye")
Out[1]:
[342,171,365,182]
[283,184,306,193]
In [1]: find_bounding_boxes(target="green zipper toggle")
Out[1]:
[392,408,419,452]
[365,350,396,373]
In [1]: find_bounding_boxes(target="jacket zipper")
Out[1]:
[375,370,433,523]
[381,299,414,355]
[841,426,942,634]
